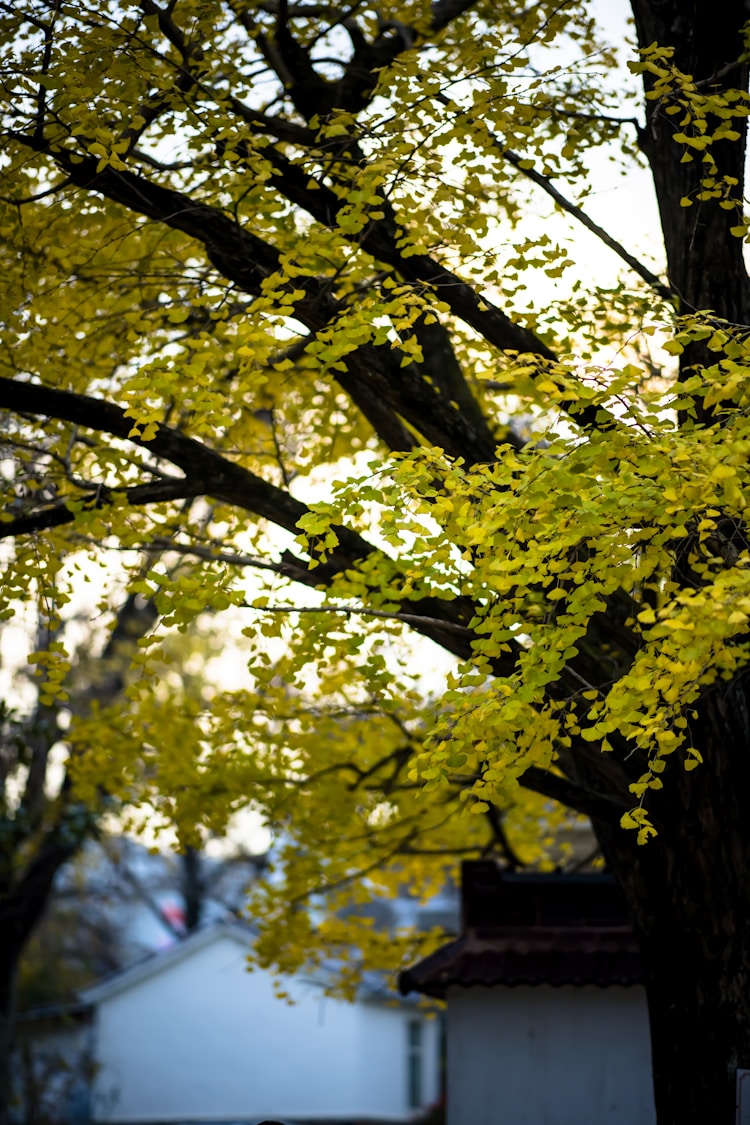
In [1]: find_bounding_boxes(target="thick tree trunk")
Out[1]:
[594,675,750,1124]
[630,0,750,347]
[592,8,750,1119]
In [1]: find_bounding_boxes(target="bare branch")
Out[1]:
[131,538,286,573]
[99,836,186,942]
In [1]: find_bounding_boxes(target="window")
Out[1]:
[407,1019,423,1109]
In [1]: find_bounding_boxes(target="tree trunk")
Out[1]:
[0,954,17,1125]
[0,825,82,1124]
[594,675,750,1124]
[594,7,750,1119]
[630,0,750,353]
[182,846,204,933]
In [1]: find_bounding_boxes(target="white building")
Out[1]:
[400,861,656,1125]
[18,921,441,1124]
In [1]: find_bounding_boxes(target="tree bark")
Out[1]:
[0,957,17,1125]
[631,0,750,315]
[182,846,204,933]
[583,8,750,1121]
[631,0,750,420]
[0,809,87,1122]
[594,672,750,1124]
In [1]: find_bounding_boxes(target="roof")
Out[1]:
[80,919,256,1003]
[79,919,406,1007]
[399,861,642,998]
[398,927,642,998]
[15,1000,94,1027]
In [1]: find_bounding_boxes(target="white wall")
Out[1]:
[91,933,436,1122]
[446,985,656,1125]
[360,1003,441,1117]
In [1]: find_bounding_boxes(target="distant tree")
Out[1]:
[18,892,120,1011]
[17,834,264,1013]
[13,1034,95,1125]
[2,2,750,1121]
[0,569,225,1118]
[0,589,160,1120]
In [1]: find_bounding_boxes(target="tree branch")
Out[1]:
[432,91,674,302]
[0,478,199,539]
[322,0,480,117]
[241,601,474,635]
[9,139,511,460]
[0,377,503,667]
[518,763,630,823]
[0,376,316,541]
[257,143,556,360]
[484,801,527,868]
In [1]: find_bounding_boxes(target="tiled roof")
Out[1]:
[399,927,642,998]
[398,861,643,998]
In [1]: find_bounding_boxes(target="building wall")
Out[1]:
[359,1003,441,1118]
[446,985,656,1125]
[91,933,437,1122]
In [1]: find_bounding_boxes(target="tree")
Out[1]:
[1,1,749,1120]
[0,588,162,1121]
[0,552,224,1120]
[17,834,265,1013]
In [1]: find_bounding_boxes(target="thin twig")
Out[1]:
[433,91,674,302]
[134,538,283,572]
[241,601,473,635]
[0,177,71,206]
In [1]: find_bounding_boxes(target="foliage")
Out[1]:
[12,1036,95,1125]
[1,0,750,1009]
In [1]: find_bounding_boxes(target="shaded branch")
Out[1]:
[484,802,526,868]
[9,139,508,460]
[0,798,89,958]
[0,377,504,668]
[0,478,199,539]
[240,601,474,636]
[518,764,630,823]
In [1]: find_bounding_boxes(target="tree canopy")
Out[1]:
[2,2,750,1120]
